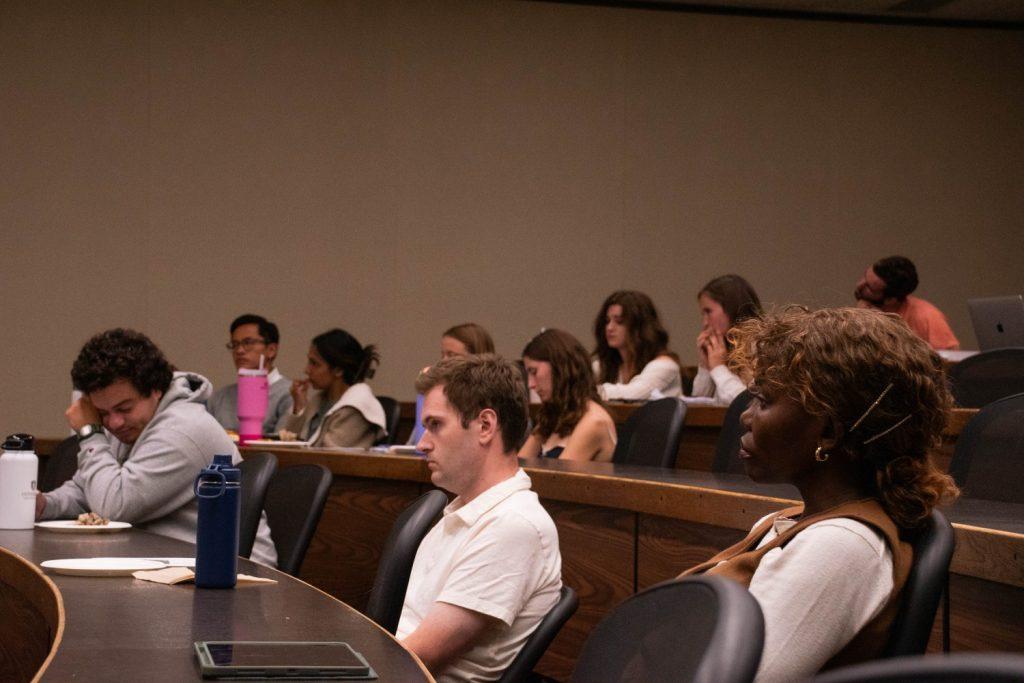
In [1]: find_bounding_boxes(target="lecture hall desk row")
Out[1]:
[241,438,1021,682]
[0,526,432,682]
[30,404,999,680]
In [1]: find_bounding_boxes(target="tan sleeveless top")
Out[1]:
[678,498,913,670]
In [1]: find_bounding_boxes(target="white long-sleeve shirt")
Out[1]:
[593,356,683,401]
[691,365,747,406]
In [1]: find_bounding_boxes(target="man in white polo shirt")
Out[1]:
[397,355,562,682]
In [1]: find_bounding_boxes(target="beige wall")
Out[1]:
[2,0,1022,436]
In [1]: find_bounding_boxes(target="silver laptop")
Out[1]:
[968,295,1024,350]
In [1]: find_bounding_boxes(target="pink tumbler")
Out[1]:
[237,368,269,444]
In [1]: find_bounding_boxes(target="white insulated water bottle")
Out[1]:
[0,433,39,529]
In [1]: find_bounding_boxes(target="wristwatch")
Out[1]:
[77,424,104,441]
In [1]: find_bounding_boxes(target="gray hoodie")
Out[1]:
[44,371,277,566]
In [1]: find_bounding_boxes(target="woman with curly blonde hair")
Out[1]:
[678,306,958,682]
[519,329,616,461]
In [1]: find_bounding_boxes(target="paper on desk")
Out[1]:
[132,567,277,585]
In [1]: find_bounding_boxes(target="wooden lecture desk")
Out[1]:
[0,527,432,682]
[238,445,1023,682]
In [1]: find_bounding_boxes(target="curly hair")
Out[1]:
[415,354,528,453]
[312,328,379,385]
[71,328,174,397]
[593,290,674,384]
[728,306,959,530]
[442,323,495,355]
[523,329,601,439]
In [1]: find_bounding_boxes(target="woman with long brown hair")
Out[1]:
[592,290,681,401]
[519,329,616,461]
[692,274,763,405]
[677,307,958,681]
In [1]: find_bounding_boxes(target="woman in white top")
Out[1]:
[285,328,387,448]
[591,290,682,401]
[519,329,617,462]
[679,307,959,681]
[692,274,762,405]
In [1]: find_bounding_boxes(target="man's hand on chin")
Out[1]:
[65,397,100,431]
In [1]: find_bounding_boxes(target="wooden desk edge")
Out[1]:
[0,545,65,683]
[250,446,1023,589]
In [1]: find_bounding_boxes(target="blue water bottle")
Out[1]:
[194,454,240,588]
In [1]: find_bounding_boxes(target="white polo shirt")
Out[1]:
[396,469,562,682]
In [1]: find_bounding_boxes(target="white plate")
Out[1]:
[35,520,132,533]
[41,557,165,576]
[243,439,310,448]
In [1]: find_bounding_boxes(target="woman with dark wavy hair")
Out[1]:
[284,328,387,447]
[692,274,763,405]
[519,329,616,461]
[591,290,681,401]
[677,307,959,681]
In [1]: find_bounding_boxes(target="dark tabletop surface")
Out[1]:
[942,497,1024,535]
[0,528,431,682]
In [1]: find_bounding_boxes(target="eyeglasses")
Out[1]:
[225,338,266,351]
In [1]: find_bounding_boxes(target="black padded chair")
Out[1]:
[374,395,403,446]
[238,451,278,558]
[498,585,579,683]
[570,576,764,683]
[263,464,333,576]
[365,489,449,633]
[711,390,754,474]
[811,653,1024,682]
[948,348,1024,408]
[947,392,1024,503]
[611,398,686,468]
[39,436,79,492]
[882,509,955,657]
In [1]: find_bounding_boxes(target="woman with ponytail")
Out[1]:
[284,328,387,447]
[677,306,958,682]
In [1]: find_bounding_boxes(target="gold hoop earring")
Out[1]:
[815,445,829,463]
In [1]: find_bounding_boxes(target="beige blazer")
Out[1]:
[284,383,386,448]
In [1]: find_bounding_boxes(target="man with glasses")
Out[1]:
[208,314,294,435]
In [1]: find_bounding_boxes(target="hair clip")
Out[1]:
[863,414,912,445]
[849,383,893,433]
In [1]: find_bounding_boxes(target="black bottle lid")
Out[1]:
[3,433,35,451]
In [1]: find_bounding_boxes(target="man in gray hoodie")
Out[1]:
[38,328,277,566]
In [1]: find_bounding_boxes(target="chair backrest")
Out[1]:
[711,390,753,474]
[612,398,686,468]
[365,489,448,633]
[571,576,764,683]
[949,348,1024,408]
[811,653,1024,683]
[263,464,333,575]
[374,396,403,446]
[39,436,79,492]
[882,509,955,657]
[947,392,1024,503]
[498,585,579,683]
[238,451,278,558]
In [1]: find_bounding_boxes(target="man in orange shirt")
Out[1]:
[854,255,960,350]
